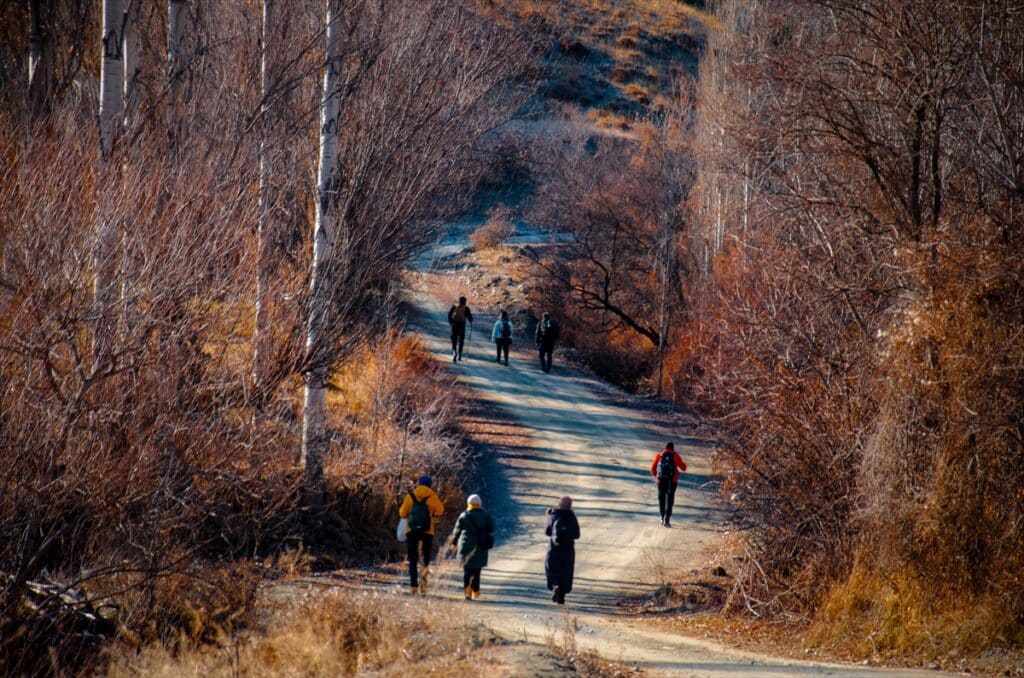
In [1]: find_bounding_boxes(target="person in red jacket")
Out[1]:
[650,442,687,527]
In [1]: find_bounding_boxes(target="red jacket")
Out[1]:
[650,449,686,483]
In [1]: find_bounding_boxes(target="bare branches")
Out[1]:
[687,0,1024,624]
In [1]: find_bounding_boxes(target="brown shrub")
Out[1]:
[624,83,650,104]
[684,0,1024,653]
[470,206,517,250]
[612,64,635,83]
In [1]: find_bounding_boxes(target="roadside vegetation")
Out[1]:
[0,0,532,673]
[685,0,1024,660]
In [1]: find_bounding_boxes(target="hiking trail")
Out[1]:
[401,225,956,678]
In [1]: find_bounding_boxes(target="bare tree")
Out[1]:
[94,0,125,368]
[167,0,187,151]
[298,1,533,496]
[302,0,346,504]
[685,0,1024,623]
[122,0,140,122]
[252,0,277,392]
[527,107,695,391]
[27,0,54,114]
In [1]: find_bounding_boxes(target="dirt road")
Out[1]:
[406,236,956,677]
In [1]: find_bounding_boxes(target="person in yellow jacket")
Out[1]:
[399,474,446,594]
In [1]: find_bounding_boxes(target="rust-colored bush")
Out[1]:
[683,0,1024,652]
[470,206,516,250]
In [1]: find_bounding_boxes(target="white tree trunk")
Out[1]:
[253,0,274,391]
[94,0,124,368]
[28,0,42,85]
[99,0,124,159]
[28,0,54,112]
[123,2,139,122]
[302,0,343,502]
[168,0,187,150]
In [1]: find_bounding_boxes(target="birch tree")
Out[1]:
[27,0,54,113]
[302,0,344,503]
[94,0,125,368]
[122,0,139,122]
[167,0,186,151]
[252,0,275,392]
[99,1,124,159]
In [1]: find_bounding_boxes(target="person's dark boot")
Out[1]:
[551,586,560,603]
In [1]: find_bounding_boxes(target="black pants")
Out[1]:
[495,338,510,363]
[451,325,466,359]
[538,345,553,372]
[463,567,482,593]
[657,480,678,521]
[407,532,433,588]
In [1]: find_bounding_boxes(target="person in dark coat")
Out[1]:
[535,312,559,373]
[447,296,473,362]
[449,494,495,600]
[544,495,580,604]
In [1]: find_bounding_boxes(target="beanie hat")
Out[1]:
[558,496,572,510]
[665,442,675,451]
[467,494,482,508]
[418,474,432,487]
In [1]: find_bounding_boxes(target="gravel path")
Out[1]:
[404,232,958,677]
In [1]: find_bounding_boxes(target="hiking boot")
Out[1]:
[419,566,429,594]
[551,586,560,603]
[664,520,672,528]
[464,586,473,600]
[471,590,480,600]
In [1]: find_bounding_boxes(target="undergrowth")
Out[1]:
[109,589,499,677]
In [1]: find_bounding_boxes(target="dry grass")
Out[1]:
[808,566,1024,660]
[500,0,709,118]
[109,589,500,677]
[506,0,717,41]
[545,611,637,677]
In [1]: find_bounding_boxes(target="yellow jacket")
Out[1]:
[398,484,445,536]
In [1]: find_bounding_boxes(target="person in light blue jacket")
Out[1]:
[491,310,513,366]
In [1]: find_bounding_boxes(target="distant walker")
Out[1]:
[492,310,513,366]
[650,442,687,527]
[535,312,560,373]
[447,296,474,363]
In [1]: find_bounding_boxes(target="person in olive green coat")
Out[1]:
[449,494,495,600]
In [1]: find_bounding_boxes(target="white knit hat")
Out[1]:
[467,494,482,507]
